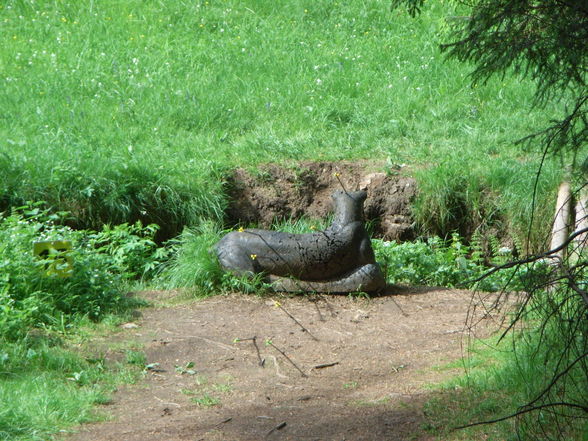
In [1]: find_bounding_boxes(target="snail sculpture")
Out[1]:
[215,190,385,293]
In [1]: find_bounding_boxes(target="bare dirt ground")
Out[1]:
[66,288,498,441]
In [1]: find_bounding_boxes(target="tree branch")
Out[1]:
[453,401,588,431]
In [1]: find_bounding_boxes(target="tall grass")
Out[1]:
[0,336,145,441]
[157,221,225,294]
[423,298,588,440]
[412,154,561,252]
[0,0,563,241]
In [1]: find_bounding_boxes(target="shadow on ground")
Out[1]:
[66,289,498,441]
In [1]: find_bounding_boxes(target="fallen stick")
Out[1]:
[313,361,339,369]
[267,341,307,377]
[234,336,265,367]
[274,301,318,341]
[312,298,325,322]
[266,421,287,437]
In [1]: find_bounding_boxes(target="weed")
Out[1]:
[124,350,146,367]
[175,362,197,375]
[347,291,371,300]
[156,222,224,294]
[343,381,359,389]
[87,221,169,280]
[373,234,549,291]
[0,207,147,340]
[212,383,233,393]
[191,394,220,407]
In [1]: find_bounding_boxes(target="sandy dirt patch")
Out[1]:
[66,288,499,441]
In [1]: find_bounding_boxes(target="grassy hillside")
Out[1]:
[1,0,562,243]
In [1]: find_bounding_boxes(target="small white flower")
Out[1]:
[315,78,322,85]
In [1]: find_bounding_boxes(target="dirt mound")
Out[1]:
[65,289,499,441]
[225,161,417,241]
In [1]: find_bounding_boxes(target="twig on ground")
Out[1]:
[234,336,265,367]
[313,361,339,369]
[267,341,307,377]
[274,301,318,341]
[266,421,287,437]
[311,297,325,321]
[390,296,408,317]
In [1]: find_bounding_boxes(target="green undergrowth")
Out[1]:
[0,334,147,441]
[411,154,561,253]
[0,206,156,440]
[374,234,550,291]
[0,205,161,340]
[422,307,588,441]
[0,0,564,243]
[157,216,548,296]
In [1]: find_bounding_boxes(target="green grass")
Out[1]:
[422,321,588,441]
[0,2,579,439]
[0,0,564,241]
[0,337,145,441]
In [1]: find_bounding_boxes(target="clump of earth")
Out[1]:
[225,161,417,241]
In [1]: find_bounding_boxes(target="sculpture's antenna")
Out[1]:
[333,172,349,195]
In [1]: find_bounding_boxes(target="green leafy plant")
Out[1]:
[0,206,144,340]
[175,361,197,375]
[190,394,220,407]
[373,234,548,291]
[87,221,169,280]
[124,350,147,367]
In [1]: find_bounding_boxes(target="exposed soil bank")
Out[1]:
[226,161,417,241]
